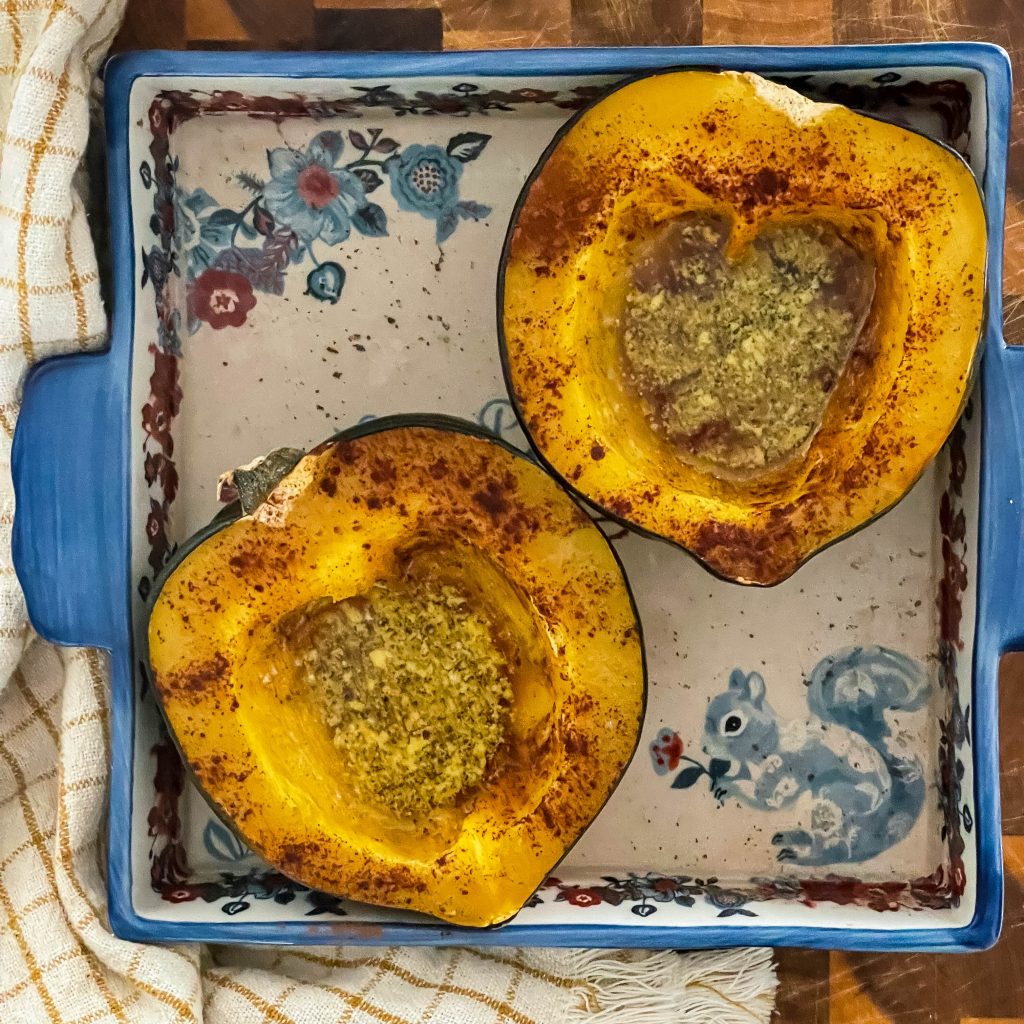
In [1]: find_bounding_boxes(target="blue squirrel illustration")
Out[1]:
[701,646,930,865]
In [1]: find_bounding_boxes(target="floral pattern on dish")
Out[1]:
[154,868,348,917]
[388,136,492,242]
[263,134,370,245]
[138,127,492,346]
[542,874,761,919]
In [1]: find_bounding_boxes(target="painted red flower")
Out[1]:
[509,88,558,102]
[143,345,181,441]
[296,163,340,209]
[951,858,967,897]
[148,98,171,136]
[188,269,256,329]
[145,498,170,574]
[562,887,603,908]
[208,89,249,112]
[159,883,204,903]
[650,728,684,775]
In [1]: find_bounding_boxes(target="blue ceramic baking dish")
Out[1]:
[12,43,1014,950]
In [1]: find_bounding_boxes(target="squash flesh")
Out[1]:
[501,70,986,584]
[148,422,644,926]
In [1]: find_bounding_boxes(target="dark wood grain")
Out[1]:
[312,7,444,50]
[116,0,185,49]
[1002,654,1024,835]
[225,0,313,48]
[772,948,829,1024]
[570,0,701,46]
[832,841,1024,1024]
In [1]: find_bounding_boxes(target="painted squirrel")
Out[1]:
[701,645,930,865]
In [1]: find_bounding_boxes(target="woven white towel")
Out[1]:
[0,2,778,1021]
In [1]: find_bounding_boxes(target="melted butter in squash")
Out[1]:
[621,213,875,475]
[235,536,558,848]
[279,577,511,819]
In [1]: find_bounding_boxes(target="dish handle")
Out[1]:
[12,351,125,649]
[983,338,1024,655]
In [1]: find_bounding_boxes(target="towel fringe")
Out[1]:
[551,946,777,1024]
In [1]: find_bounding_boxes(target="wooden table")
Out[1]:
[113,3,1024,1020]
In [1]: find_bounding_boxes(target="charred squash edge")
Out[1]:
[142,412,648,928]
[496,67,988,587]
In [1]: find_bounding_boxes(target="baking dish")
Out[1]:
[11,43,1013,950]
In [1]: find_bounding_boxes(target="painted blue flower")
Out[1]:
[389,144,462,216]
[387,143,491,243]
[263,133,369,245]
[172,186,220,277]
[704,886,749,910]
[305,262,345,304]
[704,886,757,917]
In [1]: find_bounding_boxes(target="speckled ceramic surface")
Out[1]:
[14,45,1009,948]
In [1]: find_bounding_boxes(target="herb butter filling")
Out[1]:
[279,580,511,819]
[621,214,875,474]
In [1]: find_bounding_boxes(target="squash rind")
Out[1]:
[499,70,987,585]
[146,414,646,927]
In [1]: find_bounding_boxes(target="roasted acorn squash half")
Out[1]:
[500,70,987,585]
[147,416,645,927]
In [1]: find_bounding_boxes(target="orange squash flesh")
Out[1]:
[500,70,987,585]
[147,418,645,927]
